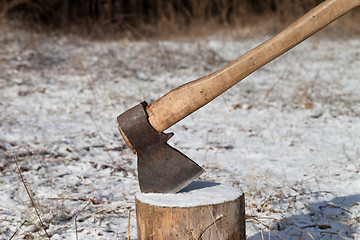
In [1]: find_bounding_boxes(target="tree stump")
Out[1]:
[135,181,245,240]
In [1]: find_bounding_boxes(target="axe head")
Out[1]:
[117,102,204,193]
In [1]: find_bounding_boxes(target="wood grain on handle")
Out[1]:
[146,0,360,132]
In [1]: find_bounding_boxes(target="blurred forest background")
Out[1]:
[0,0,359,38]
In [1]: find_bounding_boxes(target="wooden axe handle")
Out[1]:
[146,0,360,132]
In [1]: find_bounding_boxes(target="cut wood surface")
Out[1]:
[146,0,360,132]
[135,181,245,240]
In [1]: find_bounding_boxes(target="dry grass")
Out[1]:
[13,157,50,239]
[1,0,359,39]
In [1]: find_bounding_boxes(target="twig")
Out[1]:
[325,154,332,191]
[198,205,224,240]
[198,216,223,240]
[9,221,25,240]
[48,203,133,234]
[306,232,315,240]
[75,197,94,240]
[127,208,131,240]
[13,156,51,239]
[247,217,286,240]
[87,112,115,164]
[326,203,352,214]
[268,212,271,240]
[208,206,223,240]
[87,112,135,176]
[321,231,349,240]
[259,202,265,240]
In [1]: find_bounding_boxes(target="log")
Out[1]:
[135,181,245,240]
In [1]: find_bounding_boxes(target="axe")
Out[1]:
[117,0,360,193]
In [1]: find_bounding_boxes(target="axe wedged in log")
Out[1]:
[118,0,360,193]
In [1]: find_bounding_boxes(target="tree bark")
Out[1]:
[135,182,246,240]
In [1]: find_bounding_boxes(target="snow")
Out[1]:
[0,26,359,239]
[136,181,243,207]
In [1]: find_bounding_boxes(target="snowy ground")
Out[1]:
[0,26,359,239]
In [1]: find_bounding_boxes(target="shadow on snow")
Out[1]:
[249,194,360,240]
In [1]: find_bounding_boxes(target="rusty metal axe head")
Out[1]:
[117,102,204,193]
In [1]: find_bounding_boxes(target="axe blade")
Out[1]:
[138,142,204,193]
[117,102,204,193]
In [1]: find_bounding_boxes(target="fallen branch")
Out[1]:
[75,197,94,240]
